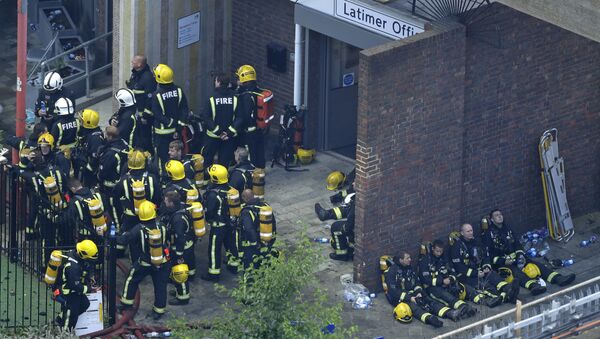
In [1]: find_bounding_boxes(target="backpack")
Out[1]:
[253,89,275,129]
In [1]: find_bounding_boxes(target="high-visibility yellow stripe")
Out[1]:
[121,267,136,305]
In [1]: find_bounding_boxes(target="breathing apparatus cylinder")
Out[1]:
[227,188,241,218]
[132,179,146,214]
[43,176,63,208]
[259,205,274,243]
[190,202,206,237]
[252,168,265,200]
[44,250,64,285]
[148,228,164,266]
[186,187,199,205]
[88,198,107,236]
[191,154,207,189]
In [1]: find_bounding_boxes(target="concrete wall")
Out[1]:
[113,0,227,113]
[354,22,467,289]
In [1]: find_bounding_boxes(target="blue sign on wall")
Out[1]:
[343,72,355,87]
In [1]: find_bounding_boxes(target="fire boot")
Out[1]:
[315,203,336,221]
[427,315,443,328]
[530,283,546,296]
[485,295,503,308]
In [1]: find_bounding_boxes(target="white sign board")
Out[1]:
[334,0,424,39]
[178,12,200,49]
[74,292,103,336]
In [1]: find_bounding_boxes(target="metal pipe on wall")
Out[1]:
[294,24,304,108]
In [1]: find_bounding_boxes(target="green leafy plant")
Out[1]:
[171,232,357,338]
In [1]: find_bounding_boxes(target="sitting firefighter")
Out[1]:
[382,252,459,327]
[482,209,576,296]
[118,201,169,320]
[314,170,355,220]
[238,189,277,270]
[56,240,100,330]
[418,240,478,318]
[449,223,519,305]
[160,189,196,305]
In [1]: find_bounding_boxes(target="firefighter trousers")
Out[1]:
[241,131,265,168]
[60,293,90,330]
[330,220,354,256]
[154,133,176,176]
[121,261,169,314]
[202,137,235,168]
[206,224,238,277]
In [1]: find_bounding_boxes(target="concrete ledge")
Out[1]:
[75,87,113,110]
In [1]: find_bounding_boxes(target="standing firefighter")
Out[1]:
[201,72,238,167]
[66,178,107,244]
[238,189,277,270]
[126,55,157,153]
[145,63,189,172]
[74,109,103,187]
[56,240,99,330]
[111,88,138,147]
[201,164,241,281]
[35,71,76,130]
[50,97,79,156]
[118,201,169,320]
[161,190,196,305]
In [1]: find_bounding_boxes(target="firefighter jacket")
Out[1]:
[6,136,37,170]
[228,160,255,194]
[163,178,198,203]
[110,106,137,147]
[145,83,189,135]
[114,169,161,217]
[418,252,457,289]
[482,222,526,267]
[21,162,66,206]
[97,138,128,192]
[239,199,277,245]
[235,83,259,133]
[160,203,193,259]
[50,115,79,149]
[449,236,492,280]
[60,250,93,296]
[127,64,157,113]
[75,128,103,173]
[201,87,238,138]
[42,151,71,182]
[67,187,104,240]
[204,183,233,227]
[35,88,76,118]
[117,220,168,265]
[384,263,424,305]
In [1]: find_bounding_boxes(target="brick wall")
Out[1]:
[461,3,600,231]
[231,0,295,115]
[355,22,467,289]
[355,4,600,290]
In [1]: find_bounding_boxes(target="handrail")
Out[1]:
[40,31,112,68]
[433,275,600,339]
[28,32,59,79]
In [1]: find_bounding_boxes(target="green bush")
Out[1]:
[172,233,357,338]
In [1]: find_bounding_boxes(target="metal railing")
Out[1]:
[28,32,60,80]
[35,31,113,98]
[434,276,600,339]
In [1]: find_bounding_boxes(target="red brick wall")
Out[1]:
[461,4,600,231]
[355,22,467,289]
[231,0,295,115]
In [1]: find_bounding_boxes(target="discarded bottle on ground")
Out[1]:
[580,235,598,247]
[313,237,329,243]
[562,258,574,267]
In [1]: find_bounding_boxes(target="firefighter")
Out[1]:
[235,65,266,169]
[238,189,277,270]
[50,97,79,157]
[201,164,240,281]
[314,169,355,221]
[56,240,99,330]
[482,209,576,295]
[201,72,238,168]
[144,63,189,172]
[74,109,104,187]
[418,240,477,318]
[161,140,195,184]
[20,149,66,262]
[5,122,47,171]
[35,71,76,130]
[163,160,199,203]
[97,126,129,230]
[38,132,71,181]
[126,55,157,154]
[229,147,255,194]
[111,88,138,147]
[160,190,196,305]
[449,223,518,305]
[66,178,107,244]
[382,252,453,327]
[118,201,169,320]
[113,149,161,261]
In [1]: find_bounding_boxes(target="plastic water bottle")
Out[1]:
[145,332,159,338]
[580,235,598,247]
[109,223,116,238]
[314,237,329,243]
[40,101,46,115]
[562,259,574,267]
